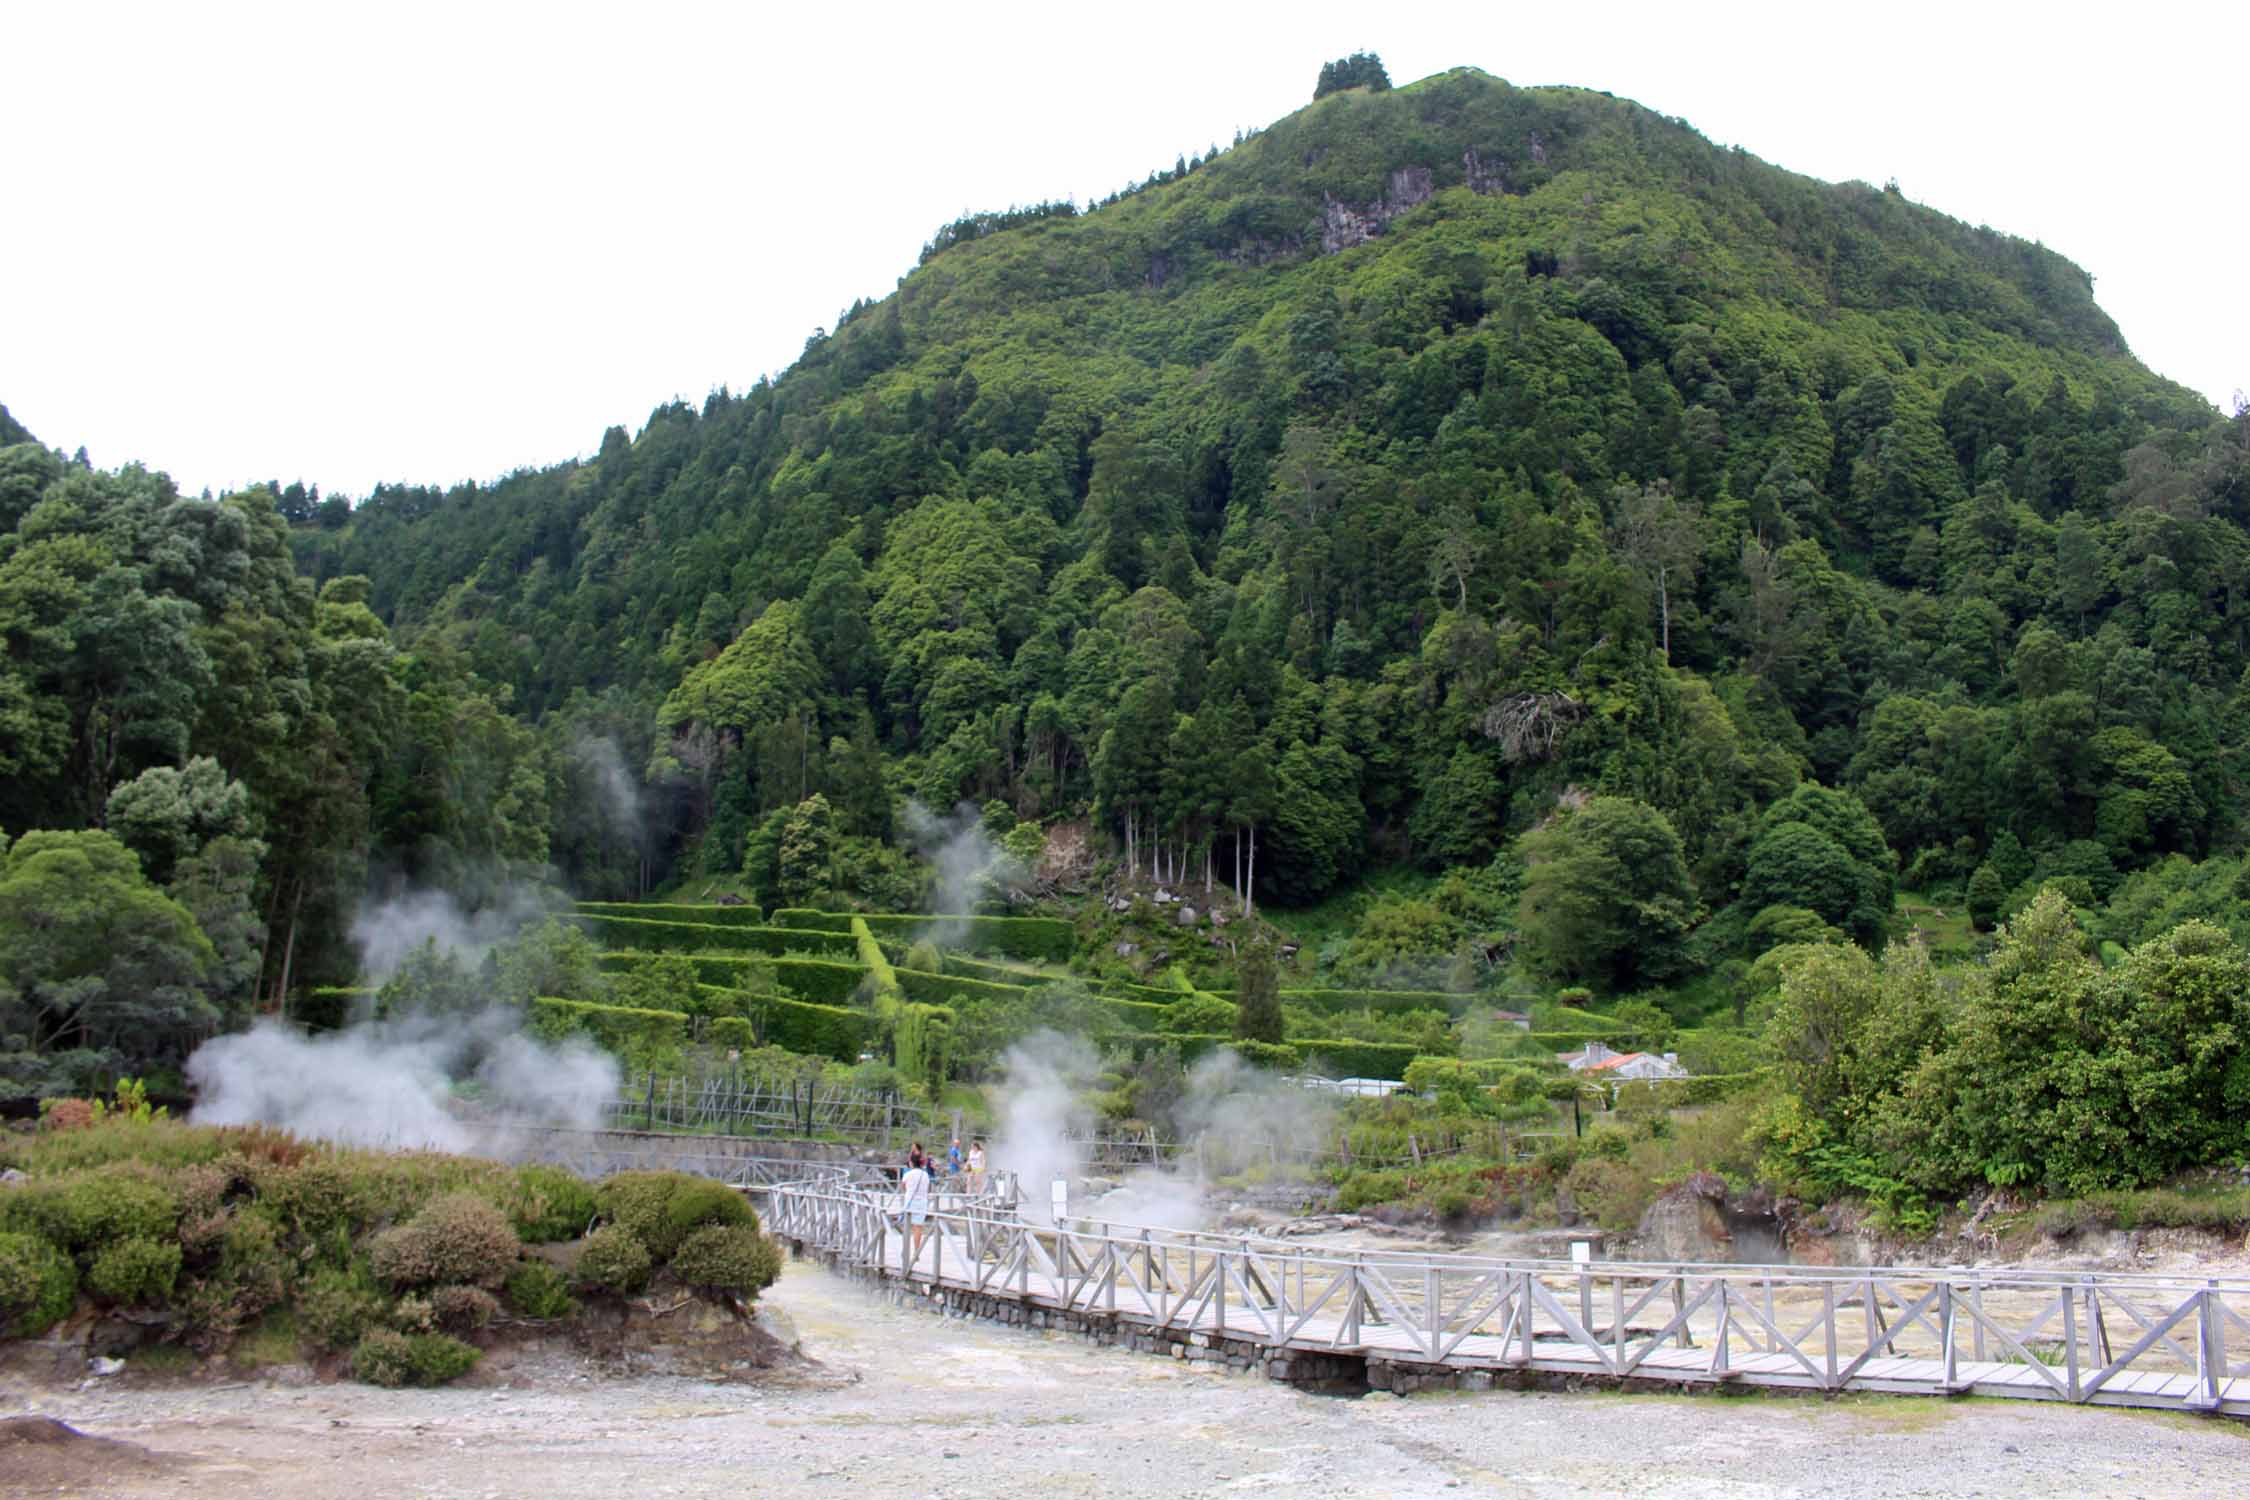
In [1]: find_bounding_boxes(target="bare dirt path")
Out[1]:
[6,1258,2247,1499]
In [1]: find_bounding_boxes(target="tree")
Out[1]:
[1313,52,1391,99]
[1739,784,1895,947]
[1610,481,1701,662]
[0,829,214,1088]
[1233,944,1283,1045]
[1965,863,2005,930]
[1517,797,1695,988]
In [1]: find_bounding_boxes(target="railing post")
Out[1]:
[1940,1280,1957,1390]
[2062,1283,2081,1402]
[1823,1281,1837,1388]
[2201,1282,2226,1408]
[1673,1270,1690,1349]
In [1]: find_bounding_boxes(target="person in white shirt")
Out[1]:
[900,1155,932,1261]
[966,1139,986,1192]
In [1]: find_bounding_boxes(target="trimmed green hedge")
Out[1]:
[596,950,869,1007]
[1108,1033,1415,1081]
[852,913,1075,962]
[769,957,868,1006]
[574,900,764,926]
[580,915,857,959]
[942,953,1062,988]
[895,966,1022,1009]
[701,990,875,1063]
[851,918,902,1008]
[1289,1039,1423,1081]
[768,908,852,933]
[1209,987,1479,1017]
[527,997,690,1068]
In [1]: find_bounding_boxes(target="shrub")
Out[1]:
[574,1225,652,1294]
[507,1165,596,1243]
[216,1208,290,1319]
[593,1171,752,1262]
[504,1261,578,1320]
[429,1284,501,1333]
[87,1236,182,1304]
[666,1225,783,1300]
[15,1166,180,1252]
[0,1232,77,1337]
[298,1265,384,1351]
[255,1157,368,1246]
[369,1192,521,1290]
[351,1329,481,1388]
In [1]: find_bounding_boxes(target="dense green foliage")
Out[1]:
[3,62,2246,1186]
[0,1119,780,1375]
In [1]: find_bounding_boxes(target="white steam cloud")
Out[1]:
[987,1030,1095,1224]
[187,881,616,1150]
[350,884,562,983]
[987,1033,1344,1235]
[902,799,1024,947]
[187,1012,620,1151]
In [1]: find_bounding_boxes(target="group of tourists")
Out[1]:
[897,1136,985,1257]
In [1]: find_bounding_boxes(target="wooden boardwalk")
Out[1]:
[764,1179,2250,1416]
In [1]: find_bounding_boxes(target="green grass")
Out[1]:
[1895,891,1978,959]
[229,1307,303,1369]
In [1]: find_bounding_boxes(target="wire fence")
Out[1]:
[601,1070,933,1142]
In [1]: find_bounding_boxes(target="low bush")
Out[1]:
[429,1284,501,1333]
[298,1264,384,1351]
[350,1328,481,1388]
[574,1225,652,1294]
[6,1165,180,1253]
[593,1171,753,1262]
[87,1236,182,1304]
[0,1232,77,1337]
[507,1165,596,1243]
[369,1193,521,1290]
[503,1261,578,1320]
[666,1225,783,1300]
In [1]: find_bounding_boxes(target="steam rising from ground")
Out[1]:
[902,799,1023,947]
[988,1034,1343,1234]
[190,881,615,1150]
[349,884,561,983]
[188,1013,619,1151]
[986,1031,1095,1223]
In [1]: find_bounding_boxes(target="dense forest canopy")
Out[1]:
[5,66,2248,1129]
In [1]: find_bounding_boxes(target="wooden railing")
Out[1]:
[764,1173,2250,1415]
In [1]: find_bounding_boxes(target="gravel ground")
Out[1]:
[5,1258,2246,1499]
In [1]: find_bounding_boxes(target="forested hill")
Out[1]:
[8,64,2249,1040]
[292,67,2245,913]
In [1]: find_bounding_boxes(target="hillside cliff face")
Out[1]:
[286,65,2243,932]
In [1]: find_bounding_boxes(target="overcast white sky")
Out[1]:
[3,1,2243,500]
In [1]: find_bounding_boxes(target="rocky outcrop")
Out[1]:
[1462,147,1508,195]
[1319,166,1435,254]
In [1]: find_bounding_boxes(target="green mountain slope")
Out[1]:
[282,65,2247,936]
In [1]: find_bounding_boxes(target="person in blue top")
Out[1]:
[947,1138,964,1181]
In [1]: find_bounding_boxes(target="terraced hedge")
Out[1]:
[594,950,866,1007]
[527,997,690,1069]
[855,913,1075,962]
[1113,1034,1420,1081]
[579,915,858,959]
[575,900,763,926]
[768,908,851,933]
[699,989,875,1063]
[1209,987,1478,1018]
[941,953,1062,988]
